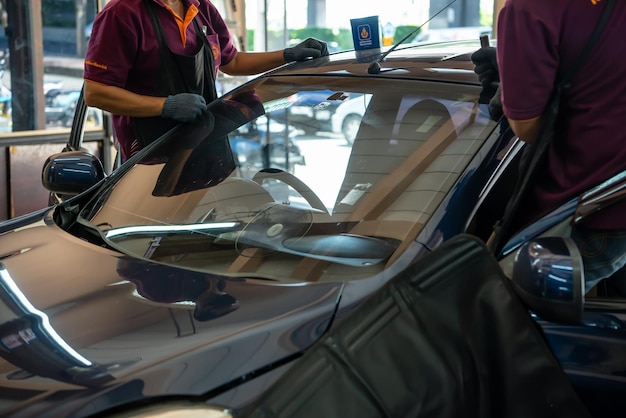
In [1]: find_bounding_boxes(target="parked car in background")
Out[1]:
[415,26,493,43]
[229,115,305,176]
[330,93,371,144]
[0,39,623,418]
[0,49,80,129]
[45,89,102,128]
[268,89,343,135]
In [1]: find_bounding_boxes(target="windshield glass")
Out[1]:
[79,75,496,282]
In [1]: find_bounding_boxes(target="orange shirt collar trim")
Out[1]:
[163,3,199,46]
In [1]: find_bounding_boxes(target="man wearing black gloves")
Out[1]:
[471,0,626,293]
[470,46,502,122]
[84,0,328,161]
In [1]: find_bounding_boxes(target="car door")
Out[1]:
[474,161,626,418]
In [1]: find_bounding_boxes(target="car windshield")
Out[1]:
[78,75,496,282]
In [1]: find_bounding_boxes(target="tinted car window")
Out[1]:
[78,75,496,281]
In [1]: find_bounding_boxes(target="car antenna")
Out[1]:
[367,0,457,75]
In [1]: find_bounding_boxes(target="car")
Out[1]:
[240,232,597,418]
[490,167,626,418]
[0,39,623,418]
[229,115,305,176]
[330,93,371,144]
[45,89,103,128]
[267,89,343,135]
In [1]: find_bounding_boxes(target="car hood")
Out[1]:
[0,209,343,417]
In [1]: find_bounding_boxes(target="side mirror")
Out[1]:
[42,150,105,196]
[511,237,584,324]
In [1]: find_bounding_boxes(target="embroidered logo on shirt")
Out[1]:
[211,44,220,60]
[85,60,107,70]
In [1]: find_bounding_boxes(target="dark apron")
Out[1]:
[132,0,218,150]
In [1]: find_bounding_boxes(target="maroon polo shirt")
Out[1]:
[497,0,626,229]
[84,0,238,160]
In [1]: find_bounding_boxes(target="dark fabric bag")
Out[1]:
[242,234,591,418]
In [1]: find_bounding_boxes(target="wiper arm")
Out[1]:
[69,215,115,247]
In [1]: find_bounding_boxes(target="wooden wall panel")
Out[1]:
[4,141,100,221]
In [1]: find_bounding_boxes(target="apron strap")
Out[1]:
[192,18,218,101]
[143,0,217,101]
[143,0,181,95]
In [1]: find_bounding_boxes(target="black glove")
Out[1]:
[284,38,329,62]
[471,46,500,104]
[488,82,504,122]
[471,46,499,87]
[161,93,207,122]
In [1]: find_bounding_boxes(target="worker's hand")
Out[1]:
[284,38,329,62]
[471,46,499,88]
[471,46,500,104]
[161,93,207,122]
[488,83,503,122]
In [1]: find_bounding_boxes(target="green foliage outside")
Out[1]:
[480,0,495,28]
[247,25,420,53]
[480,10,494,27]
[288,27,353,51]
[246,29,254,51]
[392,25,421,44]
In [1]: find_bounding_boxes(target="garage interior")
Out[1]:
[0,0,504,221]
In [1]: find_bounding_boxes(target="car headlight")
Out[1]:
[108,401,233,418]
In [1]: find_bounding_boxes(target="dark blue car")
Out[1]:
[0,40,623,417]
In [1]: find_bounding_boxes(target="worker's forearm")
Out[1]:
[84,80,166,117]
[508,117,542,144]
[220,51,286,76]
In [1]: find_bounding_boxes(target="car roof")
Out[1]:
[264,40,482,85]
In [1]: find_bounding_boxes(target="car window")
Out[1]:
[79,76,497,282]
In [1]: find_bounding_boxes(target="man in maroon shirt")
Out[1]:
[84,0,328,161]
[473,0,626,292]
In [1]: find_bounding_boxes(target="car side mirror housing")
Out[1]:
[511,237,584,324]
[42,150,105,196]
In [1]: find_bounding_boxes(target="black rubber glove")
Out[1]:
[488,82,504,122]
[284,38,329,62]
[161,93,207,122]
[471,46,499,86]
[471,46,500,104]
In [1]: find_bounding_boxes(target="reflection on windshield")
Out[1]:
[80,77,496,282]
[117,259,239,322]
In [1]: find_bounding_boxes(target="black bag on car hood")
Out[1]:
[243,234,590,418]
